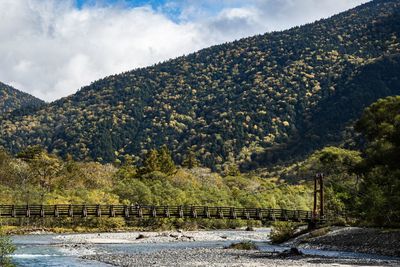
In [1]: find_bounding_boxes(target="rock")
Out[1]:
[136,234,147,240]
[278,247,303,257]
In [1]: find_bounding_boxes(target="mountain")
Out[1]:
[0,0,399,169]
[0,82,45,116]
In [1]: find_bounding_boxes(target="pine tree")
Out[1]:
[182,149,199,169]
[142,149,160,173]
[158,145,176,175]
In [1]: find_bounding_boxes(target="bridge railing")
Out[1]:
[0,204,314,222]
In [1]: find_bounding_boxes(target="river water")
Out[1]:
[10,229,398,266]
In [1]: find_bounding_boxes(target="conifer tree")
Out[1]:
[158,145,176,175]
[182,149,199,169]
[142,149,160,173]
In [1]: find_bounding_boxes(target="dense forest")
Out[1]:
[0,0,399,170]
[270,96,400,226]
[0,96,398,228]
[0,82,44,117]
[0,145,312,229]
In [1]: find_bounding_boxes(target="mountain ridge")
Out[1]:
[0,82,45,117]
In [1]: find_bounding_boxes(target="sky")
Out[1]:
[0,0,368,102]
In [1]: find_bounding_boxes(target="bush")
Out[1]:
[269,221,297,244]
[0,229,16,266]
[226,241,258,250]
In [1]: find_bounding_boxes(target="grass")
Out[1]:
[225,241,258,250]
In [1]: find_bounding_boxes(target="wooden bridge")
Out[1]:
[0,204,316,222]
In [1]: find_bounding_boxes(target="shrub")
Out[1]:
[0,229,16,266]
[226,241,258,250]
[270,221,297,244]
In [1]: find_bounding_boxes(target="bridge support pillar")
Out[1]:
[312,173,324,225]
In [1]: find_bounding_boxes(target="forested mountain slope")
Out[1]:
[1,0,399,169]
[0,82,44,116]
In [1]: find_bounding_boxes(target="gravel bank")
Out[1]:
[83,247,400,267]
[55,229,271,244]
[297,227,400,257]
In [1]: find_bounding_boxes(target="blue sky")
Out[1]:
[74,0,234,21]
[75,0,168,9]
[0,0,368,101]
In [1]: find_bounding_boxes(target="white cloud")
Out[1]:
[0,0,369,101]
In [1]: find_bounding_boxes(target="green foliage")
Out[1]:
[143,149,161,173]
[278,146,362,216]
[141,146,176,175]
[282,96,400,226]
[158,146,176,175]
[0,146,313,229]
[270,221,297,244]
[355,96,400,226]
[0,228,16,266]
[181,149,199,169]
[1,1,399,169]
[355,96,400,170]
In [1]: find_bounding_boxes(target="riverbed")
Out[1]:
[10,228,400,266]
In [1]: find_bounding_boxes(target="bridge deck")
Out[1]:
[0,205,313,222]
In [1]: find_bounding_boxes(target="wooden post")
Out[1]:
[40,205,45,217]
[204,206,210,218]
[271,210,276,221]
[138,207,143,218]
[256,209,263,220]
[293,210,301,222]
[178,206,184,218]
[230,207,237,219]
[319,173,324,219]
[191,207,197,218]
[26,205,31,218]
[11,205,16,217]
[110,205,115,217]
[313,176,317,220]
[311,173,324,227]
[244,209,250,220]
[96,205,102,217]
[82,205,88,217]
[124,205,130,218]
[164,206,170,218]
[282,209,288,221]
[54,205,59,217]
[68,205,74,217]
[218,207,224,219]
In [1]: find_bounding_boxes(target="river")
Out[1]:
[10,229,399,266]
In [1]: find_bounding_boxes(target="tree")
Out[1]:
[141,146,176,175]
[291,147,362,216]
[10,159,32,204]
[16,149,62,204]
[182,149,199,169]
[142,149,160,173]
[355,96,400,226]
[16,145,44,160]
[355,96,400,171]
[158,145,176,175]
